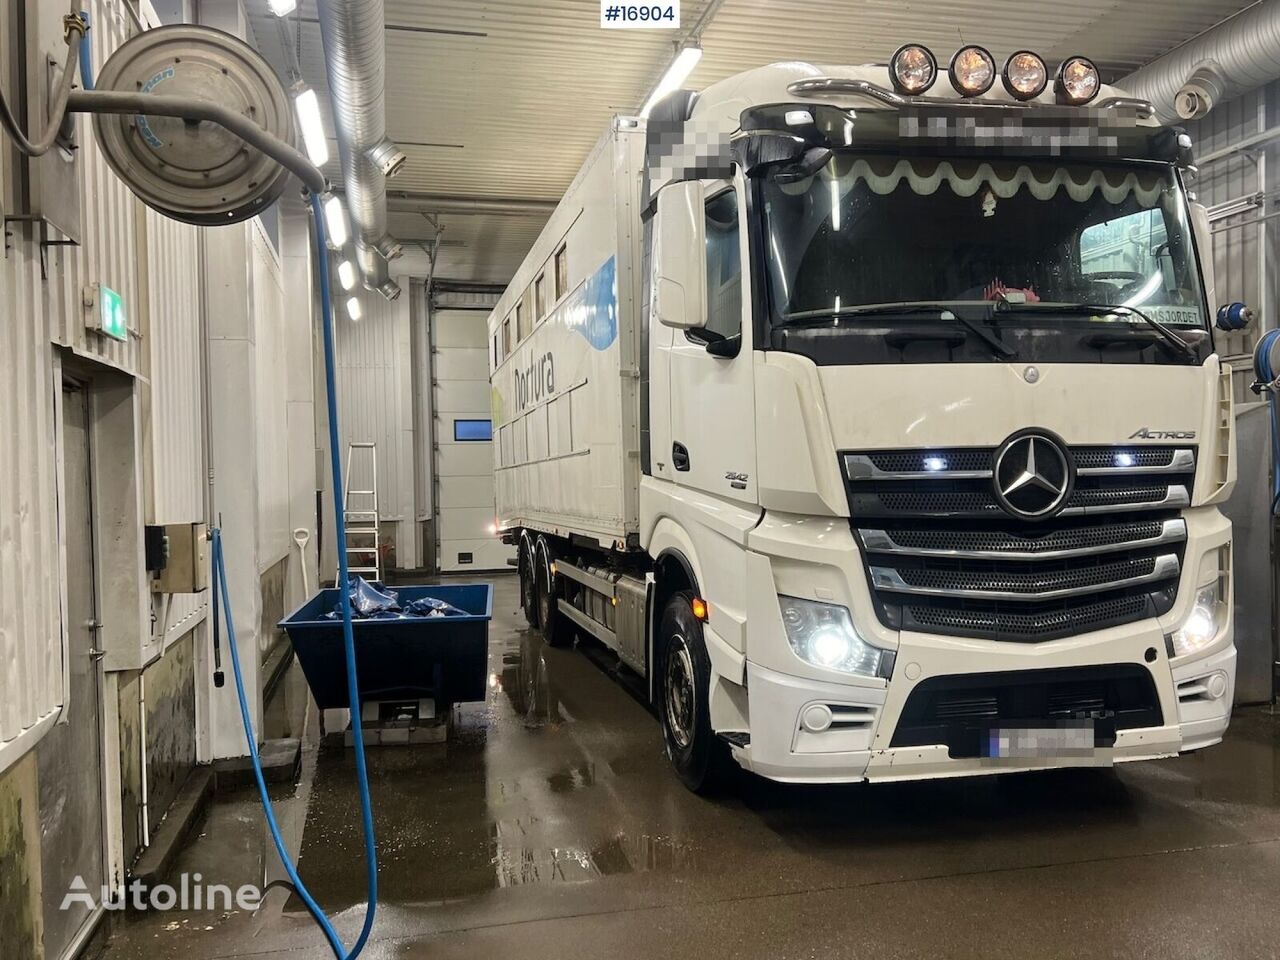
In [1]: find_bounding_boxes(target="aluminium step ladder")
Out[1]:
[339,441,382,583]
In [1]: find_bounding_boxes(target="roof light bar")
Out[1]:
[949,46,996,97]
[890,43,937,95]
[1057,56,1101,105]
[1002,51,1048,101]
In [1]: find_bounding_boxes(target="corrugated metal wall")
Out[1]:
[1185,82,1276,402]
[335,290,417,570]
[252,220,290,573]
[145,207,208,645]
[0,0,206,754]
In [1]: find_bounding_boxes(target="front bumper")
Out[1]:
[729,627,1235,785]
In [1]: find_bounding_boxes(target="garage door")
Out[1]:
[433,309,515,572]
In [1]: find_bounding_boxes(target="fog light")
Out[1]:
[1206,672,1228,700]
[950,46,996,97]
[801,703,833,733]
[1057,56,1101,105]
[1003,51,1048,100]
[890,43,938,95]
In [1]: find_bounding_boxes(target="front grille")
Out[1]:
[872,518,1169,557]
[846,442,1193,642]
[905,593,1154,639]
[890,664,1164,753]
[879,554,1170,598]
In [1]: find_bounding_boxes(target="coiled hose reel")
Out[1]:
[90,25,296,225]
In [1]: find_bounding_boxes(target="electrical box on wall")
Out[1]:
[147,522,209,594]
[21,0,83,242]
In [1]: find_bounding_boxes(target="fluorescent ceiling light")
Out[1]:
[293,86,329,168]
[268,0,298,16]
[324,196,349,248]
[338,260,357,291]
[347,297,363,322]
[640,45,703,119]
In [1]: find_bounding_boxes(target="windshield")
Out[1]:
[761,156,1207,330]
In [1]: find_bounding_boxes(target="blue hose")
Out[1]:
[78,13,93,91]
[1256,329,1280,515]
[209,194,378,958]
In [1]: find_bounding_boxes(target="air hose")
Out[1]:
[1252,327,1280,515]
[208,193,378,959]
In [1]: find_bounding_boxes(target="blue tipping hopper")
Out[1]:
[279,583,493,709]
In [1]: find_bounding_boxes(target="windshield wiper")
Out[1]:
[780,303,1017,359]
[993,301,1200,360]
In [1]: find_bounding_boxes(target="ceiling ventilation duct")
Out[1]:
[1121,0,1280,123]
[316,0,405,300]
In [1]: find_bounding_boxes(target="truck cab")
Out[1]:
[492,49,1238,790]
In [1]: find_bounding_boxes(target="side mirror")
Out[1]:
[1189,201,1217,312]
[652,180,706,331]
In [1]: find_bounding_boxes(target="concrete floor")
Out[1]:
[102,573,1280,960]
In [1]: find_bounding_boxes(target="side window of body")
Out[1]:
[696,187,742,346]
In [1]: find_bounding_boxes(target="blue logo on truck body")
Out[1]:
[564,255,618,351]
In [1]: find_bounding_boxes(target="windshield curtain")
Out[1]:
[761,156,1206,328]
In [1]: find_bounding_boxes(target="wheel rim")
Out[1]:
[664,635,696,750]
[539,562,552,625]
[523,552,536,611]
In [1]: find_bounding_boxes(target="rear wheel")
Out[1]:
[659,591,732,793]
[520,537,539,628]
[535,543,570,647]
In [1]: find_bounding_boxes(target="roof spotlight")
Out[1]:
[949,45,996,97]
[890,43,938,95]
[1057,56,1101,105]
[1003,51,1048,101]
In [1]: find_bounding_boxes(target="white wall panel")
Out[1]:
[252,221,290,571]
[146,208,208,644]
[335,290,416,568]
[0,0,190,761]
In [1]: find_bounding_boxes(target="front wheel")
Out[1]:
[659,591,732,793]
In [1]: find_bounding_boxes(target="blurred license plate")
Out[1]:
[983,721,1098,759]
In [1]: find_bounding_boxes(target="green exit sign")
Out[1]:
[96,284,128,341]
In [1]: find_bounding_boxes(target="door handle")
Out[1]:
[672,442,690,472]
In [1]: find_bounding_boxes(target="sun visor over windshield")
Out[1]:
[771,157,1169,208]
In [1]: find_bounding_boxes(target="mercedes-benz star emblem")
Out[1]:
[992,431,1073,519]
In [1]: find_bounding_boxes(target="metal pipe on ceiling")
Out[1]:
[315,0,405,300]
[1121,0,1280,123]
[386,193,558,217]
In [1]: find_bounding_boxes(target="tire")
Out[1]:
[658,591,733,794]
[520,537,539,628]
[535,543,570,647]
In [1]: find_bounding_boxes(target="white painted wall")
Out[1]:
[325,289,418,576]
[0,0,193,770]
[434,308,513,571]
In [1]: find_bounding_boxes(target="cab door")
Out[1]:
[657,181,757,504]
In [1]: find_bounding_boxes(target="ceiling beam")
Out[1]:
[386,193,557,217]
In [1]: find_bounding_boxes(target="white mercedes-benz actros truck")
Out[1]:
[488,47,1241,791]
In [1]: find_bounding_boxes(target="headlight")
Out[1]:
[1003,51,1048,101]
[890,44,937,95]
[1166,582,1226,658]
[779,596,893,679]
[949,46,996,97]
[1056,56,1101,105]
